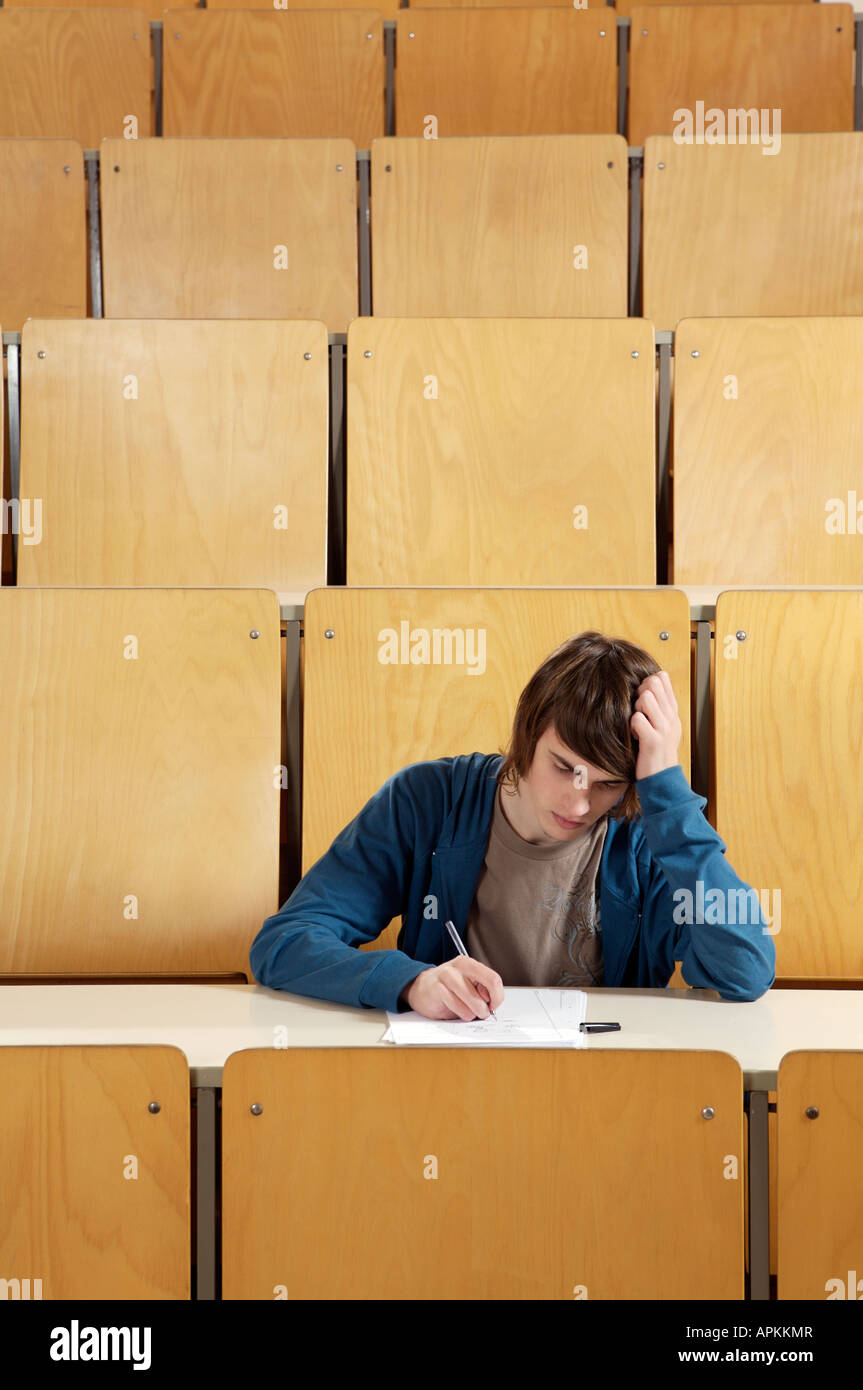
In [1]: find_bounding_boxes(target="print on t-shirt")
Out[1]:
[543,882,604,987]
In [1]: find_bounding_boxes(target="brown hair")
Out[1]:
[497,631,662,821]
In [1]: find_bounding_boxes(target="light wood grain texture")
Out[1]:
[346,318,655,585]
[777,1052,863,1299]
[394,10,616,136]
[644,133,863,329]
[411,0,578,6]
[222,1047,743,1299]
[164,10,384,147]
[629,5,853,146]
[101,137,358,331]
[8,0,193,21]
[18,319,328,590]
[0,1046,189,1298]
[0,11,152,144]
[714,591,863,980]
[0,589,281,976]
[674,317,863,585]
[0,140,87,332]
[208,0,399,16]
[371,135,627,316]
[303,587,691,953]
[618,0,809,15]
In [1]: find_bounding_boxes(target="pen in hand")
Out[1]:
[444,919,498,1020]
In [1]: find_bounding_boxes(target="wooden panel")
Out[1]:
[0,589,281,976]
[714,591,863,980]
[0,140,87,331]
[777,1052,863,1299]
[302,588,692,879]
[644,134,863,330]
[630,5,853,146]
[209,0,400,17]
[674,318,863,586]
[618,0,810,14]
[347,318,655,585]
[416,0,810,5]
[8,0,194,22]
[0,1046,189,1299]
[18,319,328,590]
[223,1048,743,1299]
[0,11,152,144]
[164,11,384,147]
[411,0,573,6]
[100,137,358,331]
[371,135,628,316]
[395,11,616,137]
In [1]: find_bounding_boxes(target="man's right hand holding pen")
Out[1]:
[398,956,505,1021]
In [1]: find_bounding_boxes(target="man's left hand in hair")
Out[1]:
[631,671,682,780]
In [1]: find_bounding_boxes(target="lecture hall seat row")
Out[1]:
[0,5,856,145]
[1,586,861,1295]
[4,316,863,590]
[6,133,863,333]
[5,132,861,330]
[0,0,824,22]
[0,586,860,986]
[3,1040,859,1300]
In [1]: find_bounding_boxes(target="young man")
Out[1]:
[250,631,775,1016]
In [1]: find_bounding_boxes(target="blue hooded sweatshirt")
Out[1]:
[250,754,776,1010]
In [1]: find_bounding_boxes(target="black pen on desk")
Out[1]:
[580,1022,621,1033]
[444,919,498,1020]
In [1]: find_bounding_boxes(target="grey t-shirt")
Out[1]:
[465,785,608,987]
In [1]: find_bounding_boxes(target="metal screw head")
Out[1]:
[365,32,372,39]
[631,350,639,359]
[385,163,392,172]
[132,33,139,39]
[324,628,335,640]
[363,349,372,358]
[37,350,46,359]
[303,352,312,360]
[174,33,181,39]
[336,164,343,172]
[736,630,747,642]
[148,1101,161,1114]
[657,162,665,170]
[642,28,648,35]
[599,28,606,36]
[250,629,260,640]
[659,630,669,641]
[805,1106,819,1119]
[63,165,71,174]
[607,161,614,169]
[250,1103,263,1116]
[701,1106,715,1120]
[408,31,415,38]
[691,350,700,358]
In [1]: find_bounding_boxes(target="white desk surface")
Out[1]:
[1,983,861,1088]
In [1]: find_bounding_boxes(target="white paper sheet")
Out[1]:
[382,986,588,1046]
